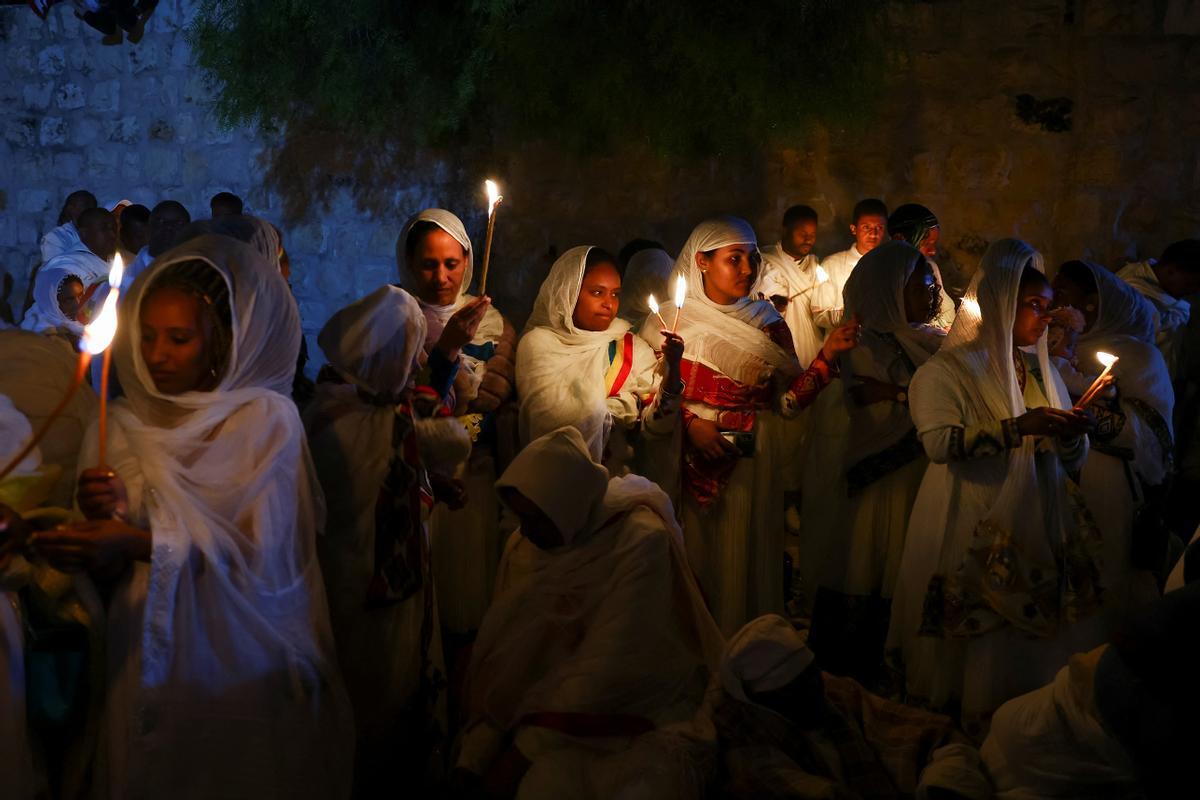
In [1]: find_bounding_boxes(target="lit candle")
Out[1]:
[671,275,686,334]
[82,254,124,468]
[478,179,503,296]
[1074,351,1119,410]
[647,293,669,330]
[815,265,829,283]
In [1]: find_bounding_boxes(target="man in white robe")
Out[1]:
[123,200,192,290]
[754,204,840,365]
[21,207,117,334]
[38,190,97,264]
[1117,238,1200,380]
[820,198,889,306]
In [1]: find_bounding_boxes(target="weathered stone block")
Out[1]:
[55,82,86,110]
[174,112,197,143]
[122,152,142,181]
[18,189,51,214]
[90,80,121,113]
[87,149,118,179]
[22,81,54,110]
[53,153,85,182]
[7,45,35,78]
[37,45,65,76]
[143,147,182,183]
[39,117,68,146]
[104,116,140,144]
[149,119,175,141]
[71,118,100,147]
[128,42,159,75]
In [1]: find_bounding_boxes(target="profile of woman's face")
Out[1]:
[572,261,621,332]
[57,277,85,321]
[698,244,760,305]
[903,257,940,324]
[1051,266,1099,332]
[140,287,215,395]
[410,229,468,306]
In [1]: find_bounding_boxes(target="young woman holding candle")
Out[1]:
[887,239,1104,740]
[33,235,353,798]
[803,241,946,682]
[397,208,518,639]
[639,217,861,635]
[1053,260,1174,621]
[516,246,685,481]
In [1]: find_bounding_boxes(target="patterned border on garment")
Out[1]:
[1125,396,1176,476]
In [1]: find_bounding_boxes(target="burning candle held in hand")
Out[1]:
[671,275,686,333]
[84,254,124,467]
[647,293,669,330]
[478,179,503,296]
[1074,351,1119,410]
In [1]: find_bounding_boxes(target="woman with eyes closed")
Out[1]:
[887,238,1105,741]
[640,217,861,636]
[32,236,352,799]
[516,246,685,480]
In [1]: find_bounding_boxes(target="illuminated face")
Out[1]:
[698,244,761,305]
[572,260,621,332]
[140,287,215,394]
[410,228,468,306]
[782,219,817,258]
[57,277,85,321]
[851,214,887,254]
[903,258,940,324]
[1013,280,1055,347]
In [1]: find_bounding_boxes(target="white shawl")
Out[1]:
[618,247,674,325]
[641,217,797,387]
[840,240,944,467]
[517,246,659,460]
[96,235,352,797]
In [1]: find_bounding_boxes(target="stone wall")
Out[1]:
[2,0,1199,370]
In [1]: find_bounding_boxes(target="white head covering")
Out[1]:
[397,209,479,339]
[720,614,816,703]
[643,217,796,385]
[180,215,282,271]
[619,247,674,324]
[20,250,110,335]
[318,285,426,401]
[496,425,611,547]
[517,247,658,459]
[1075,261,1158,347]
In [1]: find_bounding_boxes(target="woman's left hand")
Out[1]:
[31,519,150,573]
[660,331,686,391]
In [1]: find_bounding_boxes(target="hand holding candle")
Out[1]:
[1074,351,1118,410]
[478,179,503,297]
[671,275,686,333]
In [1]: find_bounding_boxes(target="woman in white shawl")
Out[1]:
[517,245,684,477]
[33,235,353,798]
[305,285,470,791]
[805,241,945,680]
[617,245,675,327]
[456,425,723,799]
[398,209,517,638]
[20,256,108,338]
[641,217,859,636]
[887,238,1105,740]
[1053,260,1174,619]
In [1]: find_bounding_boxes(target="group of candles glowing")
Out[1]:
[0,179,1123,485]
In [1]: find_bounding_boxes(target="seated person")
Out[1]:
[982,580,1200,799]
[713,615,991,800]
[455,425,723,799]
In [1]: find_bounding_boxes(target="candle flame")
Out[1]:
[815,265,829,283]
[485,179,502,217]
[1096,351,1118,368]
[674,275,687,308]
[648,294,660,314]
[82,253,123,355]
[960,296,981,319]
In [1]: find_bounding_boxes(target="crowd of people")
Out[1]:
[1,187,1198,799]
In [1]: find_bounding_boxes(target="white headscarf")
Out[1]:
[20,249,110,335]
[317,285,426,401]
[720,614,815,703]
[1076,261,1158,347]
[517,246,658,459]
[97,233,351,793]
[642,217,797,386]
[840,240,944,465]
[619,247,674,324]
